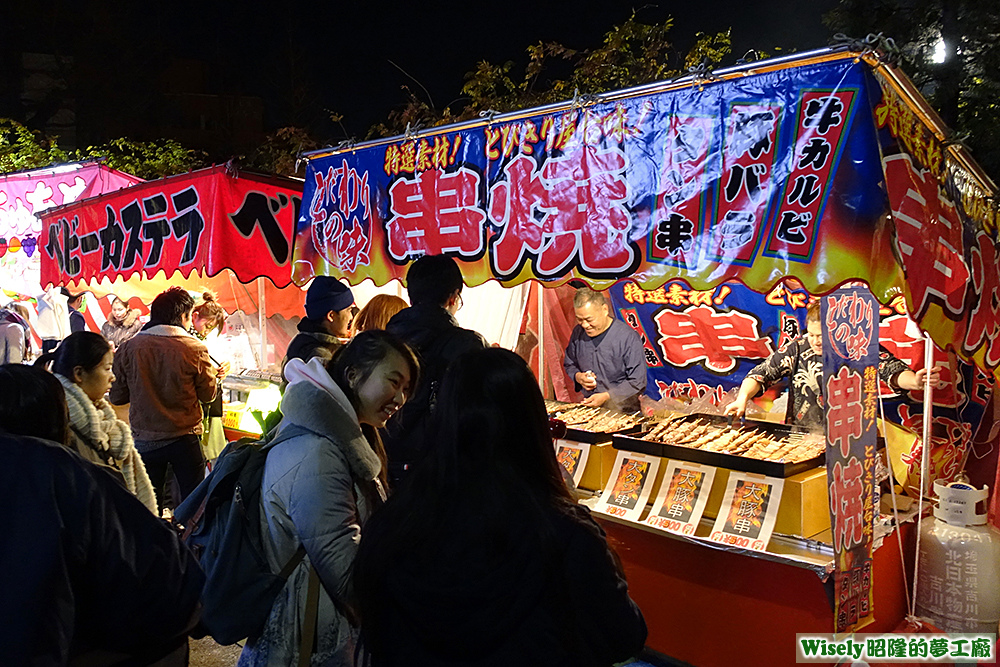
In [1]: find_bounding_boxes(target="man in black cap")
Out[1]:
[61,287,88,333]
[284,276,356,371]
[384,254,487,484]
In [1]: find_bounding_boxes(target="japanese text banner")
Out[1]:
[873,63,1000,387]
[609,279,989,490]
[40,166,302,289]
[822,286,879,634]
[296,57,903,301]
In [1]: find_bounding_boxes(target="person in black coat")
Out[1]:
[0,432,205,665]
[383,255,486,484]
[282,277,357,378]
[354,348,647,667]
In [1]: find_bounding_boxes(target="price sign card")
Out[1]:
[595,450,660,523]
[554,439,591,488]
[709,472,784,552]
[645,461,717,536]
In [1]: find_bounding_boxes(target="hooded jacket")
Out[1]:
[239,357,384,667]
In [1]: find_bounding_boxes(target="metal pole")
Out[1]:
[537,281,545,393]
[921,332,934,496]
[258,278,267,370]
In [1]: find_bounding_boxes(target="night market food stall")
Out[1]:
[38,164,307,438]
[293,42,1000,665]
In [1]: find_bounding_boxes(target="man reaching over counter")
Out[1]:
[724,300,941,429]
[563,287,647,413]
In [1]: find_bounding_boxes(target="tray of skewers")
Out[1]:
[544,400,647,443]
[612,413,826,478]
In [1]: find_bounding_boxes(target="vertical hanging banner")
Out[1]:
[822,286,879,634]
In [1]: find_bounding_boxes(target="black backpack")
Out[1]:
[173,425,308,645]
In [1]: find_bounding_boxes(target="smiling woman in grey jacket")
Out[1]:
[239,331,419,667]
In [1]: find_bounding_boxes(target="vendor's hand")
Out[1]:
[581,392,610,408]
[575,371,598,391]
[724,397,747,420]
[912,366,943,389]
[216,362,230,379]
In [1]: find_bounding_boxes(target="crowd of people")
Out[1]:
[1,251,949,666]
[0,254,649,666]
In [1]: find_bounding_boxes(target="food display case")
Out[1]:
[221,369,283,438]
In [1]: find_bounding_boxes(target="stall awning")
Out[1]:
[294,47,999,381]
[38,165,306,318]
[0,161,143,296]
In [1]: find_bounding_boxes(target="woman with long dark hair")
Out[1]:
[240,330,419,667]
[0,364,70,445]
[37,331,157,514]
[354,347,647,666]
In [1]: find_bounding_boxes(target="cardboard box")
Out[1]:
[701,466,830,539]
[578,442,620,492]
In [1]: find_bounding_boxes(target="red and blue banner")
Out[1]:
[294,53,999,388]
[296,56,901,298]
[822,286,879,633]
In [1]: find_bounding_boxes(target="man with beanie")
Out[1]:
[283,276,356,372]
[384,254,487,484]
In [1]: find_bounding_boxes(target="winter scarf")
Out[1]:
[56,374,159,514]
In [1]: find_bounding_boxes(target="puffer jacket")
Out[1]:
[102,308,143,347]
[239,358,384,667]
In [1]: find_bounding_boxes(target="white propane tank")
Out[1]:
[915,481,1000,633]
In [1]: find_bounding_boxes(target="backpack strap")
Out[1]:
[298,565,321,667]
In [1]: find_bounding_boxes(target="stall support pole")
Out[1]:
[258,278,267,370]
[537,281,545,393]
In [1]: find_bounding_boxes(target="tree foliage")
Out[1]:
[242,126,322,177]
[368,14,731,139]
[77,137,206,180]
[0,119,70,174]
[0,118,206,179]
[825,0,1000,183]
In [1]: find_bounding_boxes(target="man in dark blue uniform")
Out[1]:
[563,287,647,413]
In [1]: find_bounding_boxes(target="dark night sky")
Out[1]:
[9,0,842,150]
[281,0,843,141]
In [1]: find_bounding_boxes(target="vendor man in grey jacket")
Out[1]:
[563,287,647,413]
